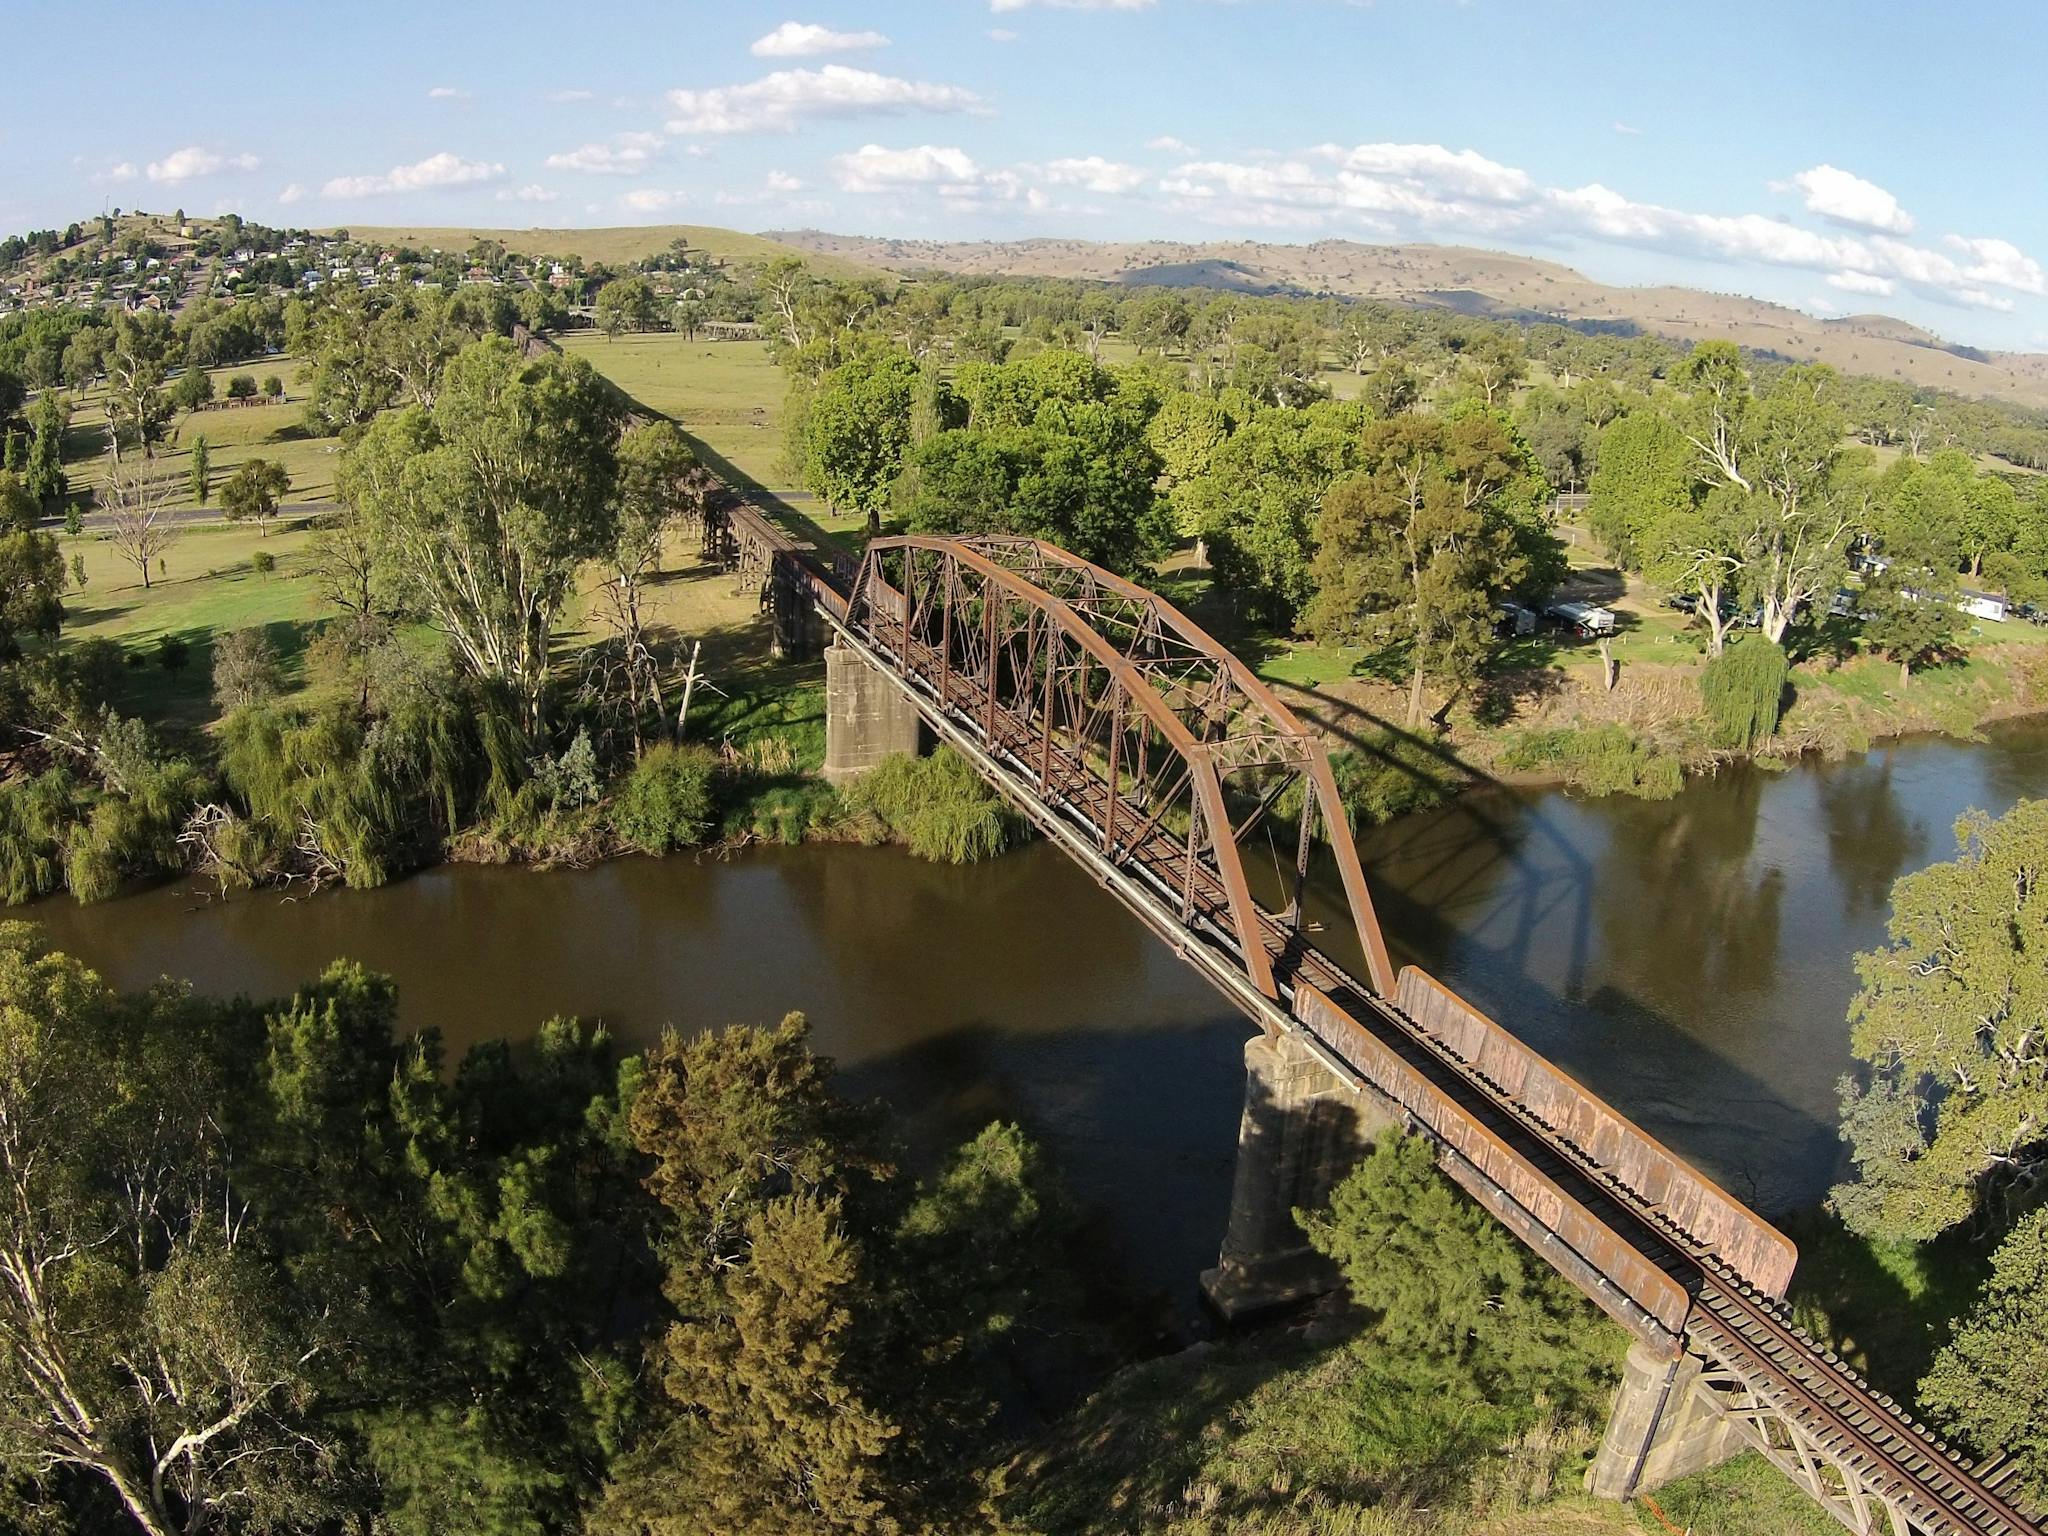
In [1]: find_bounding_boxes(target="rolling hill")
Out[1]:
[765,230,2048,408]
[324,223,878,281]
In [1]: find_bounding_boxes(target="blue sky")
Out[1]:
[10,0,2048,349]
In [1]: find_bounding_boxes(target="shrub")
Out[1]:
[225,373,258,400]
[610,743,719,854]
[212,627,283,712]
[1701,634,1789,751]
[838,749,1017,863]
[154,634,190,673]
[250,549,276,576]
[1277,732,1465,834]
[1499,724,1684,799]
[261,374,283,398]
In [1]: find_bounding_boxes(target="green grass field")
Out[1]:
[561,332,790,489]
[59,522,327,727]
[59,358,345,509]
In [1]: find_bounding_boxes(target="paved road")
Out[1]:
[43,487,816,535]
[42,500,342,534]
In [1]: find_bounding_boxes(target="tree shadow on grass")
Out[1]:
[109,615,325,733]
[1779,1205,1990,1405]
[1473,665,1568,728]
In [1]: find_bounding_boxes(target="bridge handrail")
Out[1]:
[851,536,1397,997]
[1396,968,1798,1298]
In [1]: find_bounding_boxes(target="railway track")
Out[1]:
[844,605,2043,1536]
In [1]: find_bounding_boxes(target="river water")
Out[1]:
[28,719,2048,1307]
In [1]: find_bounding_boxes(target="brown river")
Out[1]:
[29,719,2048,1307]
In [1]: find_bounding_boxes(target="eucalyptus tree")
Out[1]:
[341,337,622,735]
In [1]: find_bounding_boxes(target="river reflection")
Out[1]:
[29,718,2048,1301]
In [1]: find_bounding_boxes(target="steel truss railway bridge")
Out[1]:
[698,511,2039,1536]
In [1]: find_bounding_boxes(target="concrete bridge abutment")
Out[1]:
[1585,1339,1740,1502]
[822,638,924,784]
[1201,1030,1397,1321]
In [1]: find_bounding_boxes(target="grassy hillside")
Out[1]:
[326,222,880,280]
[768,231,2048,408]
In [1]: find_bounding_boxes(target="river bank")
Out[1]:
[33,715,2048,1293]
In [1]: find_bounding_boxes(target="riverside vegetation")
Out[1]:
[0,922,1672,1536]
[13,235,2048,904]
[4,220,2046,1534]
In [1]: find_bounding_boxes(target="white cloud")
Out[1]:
[1323,142,1534,205]
[497,184,560,204]
[751,20,890,57]
[145,146,259,184]
[765,170,805,193]
[990,0,1152,9]
[665,65,984,135]
[988,26,1020,40]
[1155,139,2048,316]
[834,142,981,193]
[1826,270,1895,297]
[1039,155,1147,194]
[1146,135,1196,155]
[621,188,687,214]
[544,131,665,175]
[427,85,470,100]
[278,183,306,205]
[1782,164,1913,235]
[322,151,504,199]
[1612,121,1642,137]
[97,161,137,184]
[545,87,594,103]
[1944,234,2047,296]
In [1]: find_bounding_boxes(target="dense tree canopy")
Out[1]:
[1833,798,2048,1243]
[1305,408,1557,725]
[1919,1209,2048,1501]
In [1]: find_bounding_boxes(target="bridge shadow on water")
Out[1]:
[1280,690,1844,1221]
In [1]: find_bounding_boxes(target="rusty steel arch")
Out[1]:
[846,534,1396,1010]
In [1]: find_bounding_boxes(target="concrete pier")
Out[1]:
[1586,1340,1740,1500]
[822,638,923,783]
[1200,1031,1393,1320]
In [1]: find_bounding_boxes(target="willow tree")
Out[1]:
[342,337,622,735]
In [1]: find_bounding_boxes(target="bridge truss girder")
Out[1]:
[849,535,1396,1005]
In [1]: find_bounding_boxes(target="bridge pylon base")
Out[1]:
[822,638,924,783]
[1586,1339,1740,1502]
[1201,1031,1393,1322]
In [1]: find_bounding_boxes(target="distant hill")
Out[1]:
[325,223,879,281]
[765,230,2048,408]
